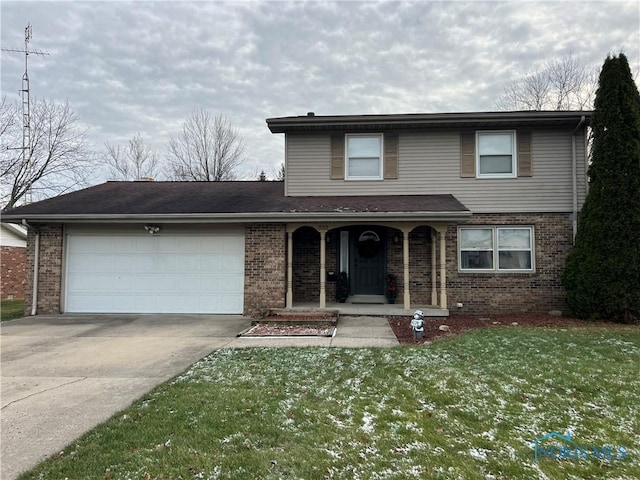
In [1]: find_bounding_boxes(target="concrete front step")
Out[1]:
[288,303,449,317]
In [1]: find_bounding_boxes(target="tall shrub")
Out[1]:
[561,53,640,323]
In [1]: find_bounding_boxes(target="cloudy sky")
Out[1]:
[1,0,639,181]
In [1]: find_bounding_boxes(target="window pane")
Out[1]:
[479,133,512,155]
[499,251,532,269]
[460,229,493,249]
[348,136,381,157]
[461,251,493,269]
[498,228,531,249]
[479,155,513,174]
[348,157,380,177]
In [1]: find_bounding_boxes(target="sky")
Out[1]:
[1,0,639,182]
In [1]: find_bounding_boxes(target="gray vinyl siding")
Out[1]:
[285,129,588,213]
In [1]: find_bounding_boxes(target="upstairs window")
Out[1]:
[477,131,516,178]
[346,134,383,180]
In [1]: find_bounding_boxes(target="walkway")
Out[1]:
[1,313,398,479]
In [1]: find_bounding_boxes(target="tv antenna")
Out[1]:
[1,23,50,202]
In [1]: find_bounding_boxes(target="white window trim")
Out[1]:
[458,226,535,273]
[345,133,384,181]
[476,130,517,179]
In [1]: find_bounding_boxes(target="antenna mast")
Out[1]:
[2,23,50,203]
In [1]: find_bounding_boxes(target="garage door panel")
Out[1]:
[221,255,244,272]
[67,274,137,292]
[66,253,94,272]
[198,295,243,313]
[67,294,135,313]
[216,275,244,293]
[66,233,245,314]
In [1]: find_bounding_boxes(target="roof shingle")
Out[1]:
[2,181,469,220]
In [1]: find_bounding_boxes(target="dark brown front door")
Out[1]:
[351,228,385,295]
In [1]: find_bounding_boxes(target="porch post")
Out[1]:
[403,229,410,310]
[437,226,447,309]
[286,229,293,308]
[319,229,326,308]
[431,229,438,306]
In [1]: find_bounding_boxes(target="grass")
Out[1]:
[1,299,24,321]
[20,326,640,480]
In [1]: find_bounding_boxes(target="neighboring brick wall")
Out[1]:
[24,224,63,315]
[244,223,286,317]
[447,213,573,314]
[1,246,26,300]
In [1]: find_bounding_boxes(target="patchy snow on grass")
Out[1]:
[468,447,489,461]
[36,327,639,480]
[361,411,376,434]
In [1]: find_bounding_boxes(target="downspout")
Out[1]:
[22,219,39,316]
[571,115,586,243]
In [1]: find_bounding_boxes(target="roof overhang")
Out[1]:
[1,222,27,239]
[267,111,592,133]
[1,210,472,225]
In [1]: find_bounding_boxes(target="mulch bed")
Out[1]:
[389,313,618,344]
[242,323,336,337]
[242,310,338,337]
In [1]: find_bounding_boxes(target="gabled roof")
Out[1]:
[1,181,470,223]
[267,110,592,133]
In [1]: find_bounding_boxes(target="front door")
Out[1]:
[351,228,385,295]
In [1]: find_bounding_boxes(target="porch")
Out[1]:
[284,222,455,315]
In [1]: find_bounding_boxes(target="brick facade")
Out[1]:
[446,213,573,314]
[21,215,570,317]
[244,223,287,317]
[1,246,26,300]
[292,227,338,302]
[386,226,435,305]
[24,224,64,315]
[289,214,572,314]
[293,226,434,304]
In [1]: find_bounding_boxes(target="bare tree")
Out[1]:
[0,97,93,210]
[104,133,160,181]
[495,54,598,111]
[167,110,246,181]
[0,95,17,142]
[0,96,18,180]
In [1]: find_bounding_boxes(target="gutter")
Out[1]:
[21,220,39,316]
[571,115,586,242]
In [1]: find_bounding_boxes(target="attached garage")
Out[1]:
[64,227,245,314]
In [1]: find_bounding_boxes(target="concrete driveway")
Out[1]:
[0,314,251,480]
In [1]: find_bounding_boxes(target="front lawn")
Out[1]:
[21,327,640,479]
[1,299,24,321]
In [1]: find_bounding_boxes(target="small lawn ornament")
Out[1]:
[411,310,425,340]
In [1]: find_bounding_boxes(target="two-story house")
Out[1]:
[1,111,590,317]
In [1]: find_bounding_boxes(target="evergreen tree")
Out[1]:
[258,170,267,181]
[561,53,640,323]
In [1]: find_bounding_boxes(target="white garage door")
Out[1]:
[65,233,244,314]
